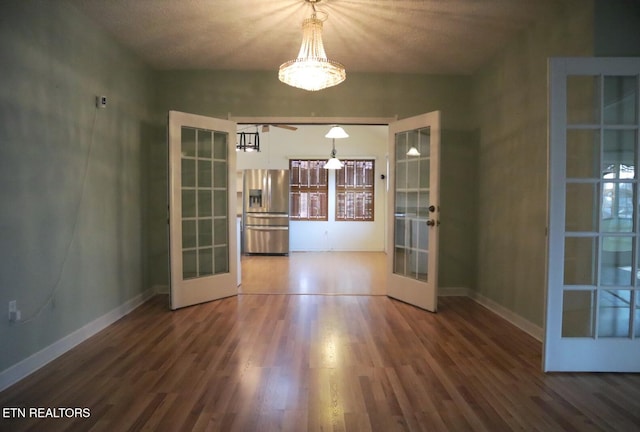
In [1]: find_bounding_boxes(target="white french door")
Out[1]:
[387,112,441,311]
[168,111,237,310]
[545,57,640,371]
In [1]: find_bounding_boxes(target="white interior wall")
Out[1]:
[236,124,388,252]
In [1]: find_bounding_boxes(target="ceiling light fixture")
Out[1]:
[406,146,421,156]
[323,125,348,169]
[278,0,346,91]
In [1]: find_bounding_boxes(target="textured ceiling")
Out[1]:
[69,0,565,75]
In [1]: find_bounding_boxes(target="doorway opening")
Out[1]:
[234,120,390,296]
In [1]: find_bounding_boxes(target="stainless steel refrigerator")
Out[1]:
[243,169,290,254]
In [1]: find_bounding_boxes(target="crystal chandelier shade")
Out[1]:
[278,10,346,91]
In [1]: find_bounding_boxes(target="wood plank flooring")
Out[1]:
[240,252,387,295]
[2,257,640,430]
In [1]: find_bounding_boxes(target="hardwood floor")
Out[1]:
[240,252,387,295]
[2,259,640,431]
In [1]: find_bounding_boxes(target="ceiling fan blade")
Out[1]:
[272,124,297,131]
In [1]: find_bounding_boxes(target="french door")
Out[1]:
[387,112,441,311]
[168,111,237,309]
[545,57,640,371]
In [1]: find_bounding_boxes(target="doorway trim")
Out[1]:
[229,116,397,126]
[231,115,396,253]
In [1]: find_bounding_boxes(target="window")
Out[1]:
[336,159,375,221]
[289,160,328,220]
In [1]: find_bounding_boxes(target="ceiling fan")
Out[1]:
[260,124,298,132]
[237,124,297,133]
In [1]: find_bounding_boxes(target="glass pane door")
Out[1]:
[393,128,431,281]
[546,58,640,371]
[180,127,229,279]
[169,111,237,310]
[387,112,440,312]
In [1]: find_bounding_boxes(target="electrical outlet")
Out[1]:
[96,95,107,108]
[8,301,20,322]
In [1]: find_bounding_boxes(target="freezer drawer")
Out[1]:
[244,226,289,254]
[245,213,289,227]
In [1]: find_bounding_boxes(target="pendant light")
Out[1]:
[278,0,346,91]
[323,126,348,169]
[406,146,420,156]
[236,128,260,152]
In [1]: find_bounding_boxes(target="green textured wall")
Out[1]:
[0,1,157,372]
[156,70,472,129]
[471,0,594,327]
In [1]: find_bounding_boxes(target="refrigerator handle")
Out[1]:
[267,172,271,211]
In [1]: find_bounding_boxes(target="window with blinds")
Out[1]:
[336,159,375,221]
[289,159,329,220]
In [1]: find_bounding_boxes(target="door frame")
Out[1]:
[231,115,396,253]
[232,115,441,307]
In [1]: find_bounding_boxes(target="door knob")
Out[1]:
[428,205,436,212]
[427,219,435,226]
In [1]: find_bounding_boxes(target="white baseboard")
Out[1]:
[154,284,169,295]
[437,286,542,341]
[0,288,156,392]
[469,291,543,341]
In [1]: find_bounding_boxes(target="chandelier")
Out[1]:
[278,0,346,91]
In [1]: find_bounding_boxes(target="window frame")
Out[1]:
[289,159,329,221]
[335,159,375,221]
